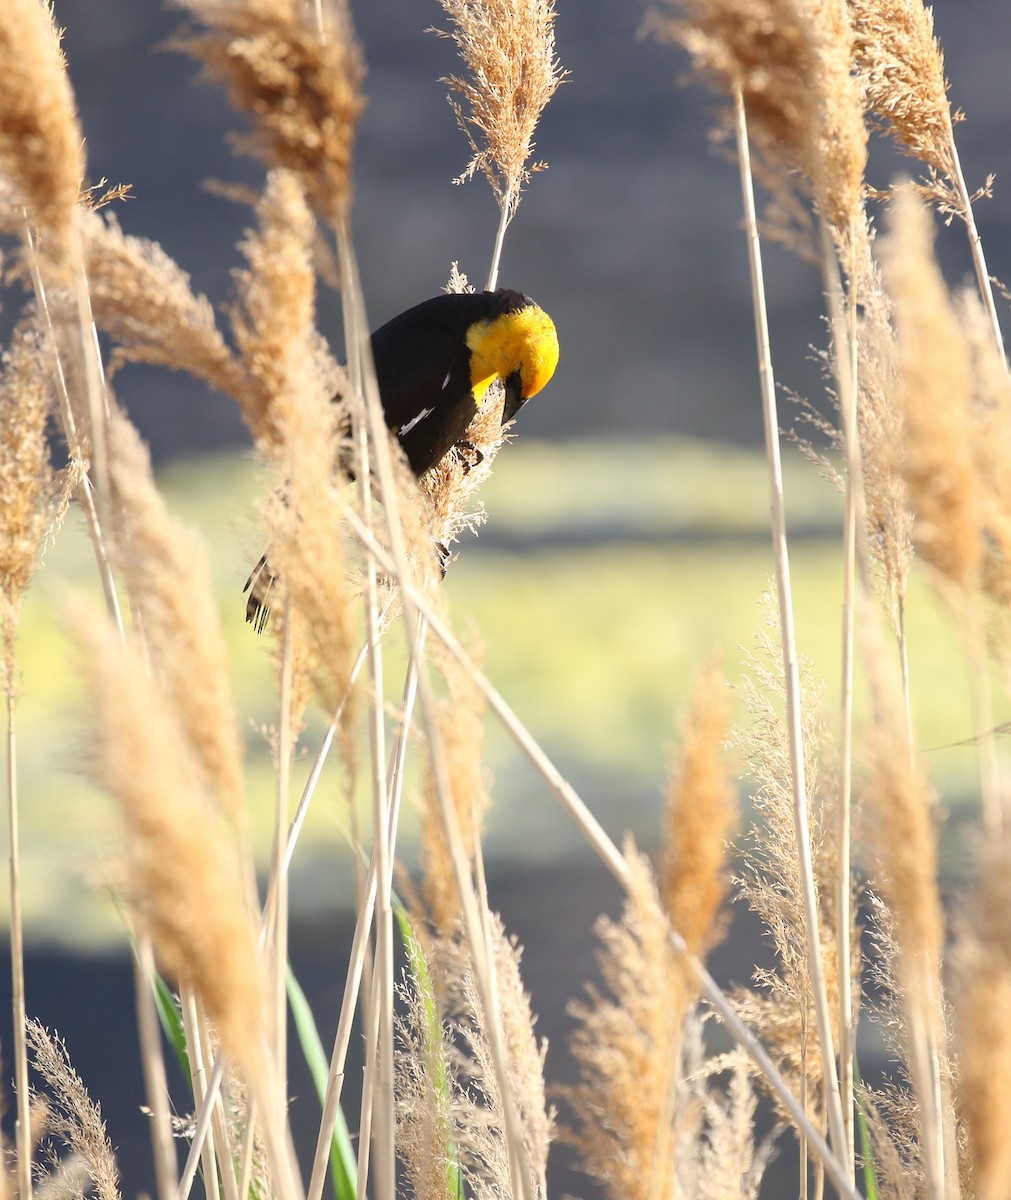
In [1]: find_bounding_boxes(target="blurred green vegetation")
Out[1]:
[6,437,1002,944]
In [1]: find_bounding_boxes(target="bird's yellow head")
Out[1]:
[466,300,559,413]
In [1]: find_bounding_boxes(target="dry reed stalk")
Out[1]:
[76,611,265,1075]
[660,655,737,959]
[106,411,246,827]
[0,0,82,265]
[0,313,55,1200]
[171,0,364,226]
[954,833,1011,1200]
[26,1022,121,1200]
[862,613,948,1200]
[433,0,564,287]
[565,845,686,1200]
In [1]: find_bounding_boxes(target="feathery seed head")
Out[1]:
[0,316,54,661]
[435,0,565,218]
[172,0,365,223]
[76,612,265,1069]
[0,0,83,261]
[653,0,866,235]
[849,0,957,184]
[660,655,737,960]
[879,186,982,594]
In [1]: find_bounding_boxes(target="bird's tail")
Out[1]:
[243,553,275,634]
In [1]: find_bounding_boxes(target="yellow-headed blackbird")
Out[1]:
[244,288,558,628]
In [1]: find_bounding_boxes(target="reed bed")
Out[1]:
[0,0,1009,1198]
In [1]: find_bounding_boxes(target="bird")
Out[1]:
[244,287,559,629]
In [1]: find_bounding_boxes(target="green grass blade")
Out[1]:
[152,970,190,1080]
[854,1055,880,1200]
[286,964,358,1200]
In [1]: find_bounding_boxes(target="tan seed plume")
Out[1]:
[0,317,54,656]
[660,654,737,960]
[879,186,981,595]
[849,0,957,183]
[81,208,250,403]
[653,0,866,235]
[106,410,246,828]
[76,611,264,1070]
[435,0,565,221]
[171,0,365,224]
[230,170,342,456]
[0,0,83,261]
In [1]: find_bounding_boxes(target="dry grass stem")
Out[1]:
[26,1021,121,1200]
[106,410,246,827]
[660,654,736,960]
[434,0,564,221]
[171,0,365,224]
[565,845,686,1200]
[76,611,264,1071]
[0,0,83,263]
[879,186,981,597]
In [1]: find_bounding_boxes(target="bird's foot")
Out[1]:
[452,440,485,474]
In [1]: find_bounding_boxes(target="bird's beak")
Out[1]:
[501,371,525,425]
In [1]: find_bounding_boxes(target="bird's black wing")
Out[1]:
[370,293,499,474]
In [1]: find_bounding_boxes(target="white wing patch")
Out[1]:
[399,407,435,438]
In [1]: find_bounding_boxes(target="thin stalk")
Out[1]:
[6,682,31,1200]
[343,232,395,1200]
[180,989,222,1200]
[486,197,513,293]
[271,602,295,1128]
[825,222,862,1177]
[22,223,123,631]
[949,140,1006,362]
[304,691,412,1200]
[333,474,864,1200]
[735,89,847,1163]
[134,935,180,1200]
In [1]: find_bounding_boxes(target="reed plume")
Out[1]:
[76,611,264,1071]
[0,0,82,263]
[0,317,54,663]
[27,1021,120,1200]
[660,654,737,959]
[106,409,246,827]
[434,0,564,286]
[879,186,981,598]
[171,0,365,225]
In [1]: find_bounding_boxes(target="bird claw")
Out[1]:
[452,440,484,474]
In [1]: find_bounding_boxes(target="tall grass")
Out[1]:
[1,0,1010,1199]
